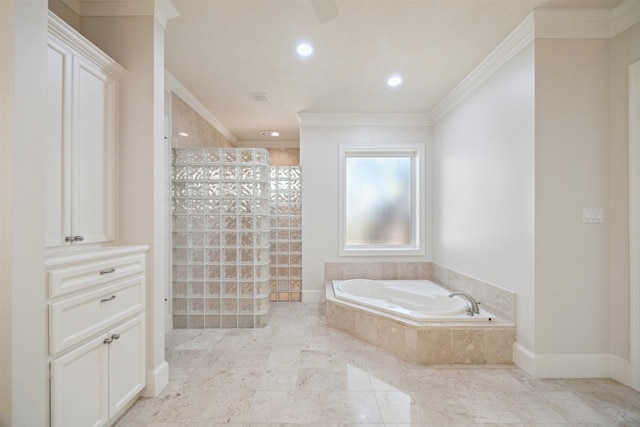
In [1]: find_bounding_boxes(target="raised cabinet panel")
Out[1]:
[108,315,145,416]
[47,247,147,427]
[45,38,73,248]
[49,275,145,355]
[50,335,109,427]
[72,56,116,244]
[46,13,123,248]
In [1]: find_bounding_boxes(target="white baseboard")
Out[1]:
[302,290,325,303]
[142,361,169,397]
[610,354,632,387]
[514,343,632,383]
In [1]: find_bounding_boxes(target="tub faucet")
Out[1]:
[448,292,480,316]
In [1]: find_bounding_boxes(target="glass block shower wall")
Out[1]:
[172,148,271,328]
[270,166,302,302]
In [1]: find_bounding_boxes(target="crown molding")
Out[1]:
[534,0,640,39]
[430,1,640,125]
[154,1,179,28]
[533,9,611,38]
[430,13,534,124]
[48,10,127,79]
[611,0,640,37]
[165,69,239,145]
[296,112,432,127]
[60,0,179,28]
[236,140,300,149]
[60,0,81,15]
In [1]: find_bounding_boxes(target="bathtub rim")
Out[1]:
[332,278,496,323]
[326,281,513,328]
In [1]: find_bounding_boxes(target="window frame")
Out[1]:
[338,143,425,256]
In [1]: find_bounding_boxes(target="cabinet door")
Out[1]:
[108,314,145,417]
[50,334,109,427]
[72,54,116,244]
[45,37,73,248]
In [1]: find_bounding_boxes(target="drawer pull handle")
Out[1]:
[100,295,116,303]
[103,337,113,344]
[111,333,120,340]
[100,268,116,275]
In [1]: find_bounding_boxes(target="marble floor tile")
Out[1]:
[115,303,640,427]
[288,391,383,424]
[256,367,299,391]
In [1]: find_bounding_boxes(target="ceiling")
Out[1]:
[165,0,623,145]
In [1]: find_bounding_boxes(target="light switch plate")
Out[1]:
[583,207,604,223]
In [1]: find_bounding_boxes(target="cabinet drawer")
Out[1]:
[48,253,145,299]
[49,275,145,355]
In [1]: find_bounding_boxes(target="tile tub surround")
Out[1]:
[325,261,516,323]
[114,303,640,426]
[326,282,515,365]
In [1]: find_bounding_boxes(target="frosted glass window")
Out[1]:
[339,144,425,256]
[346,156,411,246]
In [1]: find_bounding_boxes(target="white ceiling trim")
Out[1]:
[429,13,535,124]
[236,140,300,149]
[533,9,611,38]
[430,1,640,125]
[154,1,180,28]
[611,0,640,37]
[534,0,640,38]
[61,0,179,28]
[49,11,126,79]
[165,69,239,145]
[296,112,432,127]
[79,1,154,17]
[60,0,81,15]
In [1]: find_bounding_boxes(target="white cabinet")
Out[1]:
[50,315,145,427]
[47,247,147,427]
[46,12,125,248]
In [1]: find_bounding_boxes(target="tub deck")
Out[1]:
[325,281,516,365]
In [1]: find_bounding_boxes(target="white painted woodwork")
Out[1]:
[108,315,145,416]
[47,247,147,427]
[47,253,145,299]
[49,275,145,355]
[45,37,73,248]
[50,315,146,427]
[45,13,124,248]
[50,334,109,427]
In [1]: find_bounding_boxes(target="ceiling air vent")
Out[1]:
[250,92,271,102]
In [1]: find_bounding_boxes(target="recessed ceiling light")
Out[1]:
[178,132,189,137]
[296,43,313,57]
[387,75,403,87]
[260,130,280,137]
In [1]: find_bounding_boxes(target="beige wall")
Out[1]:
[535,38,611,355]
[80,14,169,395]
[609,22,640,360]
[172,92,235,148]
[48,0,78,30]
[267,148,300,166]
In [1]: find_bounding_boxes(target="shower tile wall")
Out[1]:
[172,148,271,328]
[270,166,302,302]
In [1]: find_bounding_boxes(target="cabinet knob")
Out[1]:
[64,236,75,242]
[103,337,113,344]
[111,333,120,340]
[74,235,84,242]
